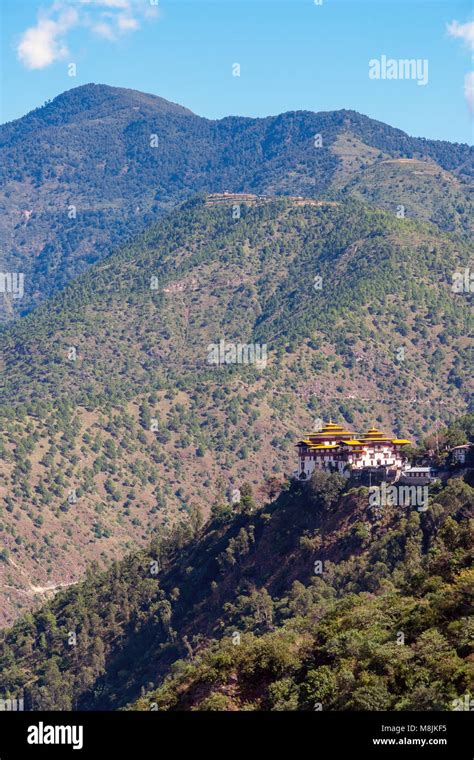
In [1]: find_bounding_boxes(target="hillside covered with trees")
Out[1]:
[0,454,472,711]
[0,197,472,625]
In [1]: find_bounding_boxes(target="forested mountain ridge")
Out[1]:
[1,83,472,318]
[0,197,472,626]
[0,460,472,711]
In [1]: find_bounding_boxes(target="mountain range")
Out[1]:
[0,83,472,319]
[0,82,472,698]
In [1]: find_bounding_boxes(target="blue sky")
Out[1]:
[1,0,473,144]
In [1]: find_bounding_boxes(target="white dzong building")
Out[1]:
[295,421,411,480]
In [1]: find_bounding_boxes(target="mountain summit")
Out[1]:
[2,84,195,129]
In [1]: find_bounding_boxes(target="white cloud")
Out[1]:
[78,0,131,9]
[447,20,474,51]
[17,8,78,70]
[16,0,153,70]
[447,19,474,114]
[90,21,116,40]
[118,14,140,31]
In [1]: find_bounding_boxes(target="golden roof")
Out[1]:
[361,426,392,441]
[297,422,410,449]
[308,423,356,438]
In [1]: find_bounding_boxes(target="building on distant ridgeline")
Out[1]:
[294,421,411,480]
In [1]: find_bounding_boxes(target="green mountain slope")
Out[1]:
[341,157,473,232]
[0,463,472,711]
[1,83,472,318]
[0,197,472,626]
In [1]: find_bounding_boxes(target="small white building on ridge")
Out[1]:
[450,443,473,466]
[295,421,411,480]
